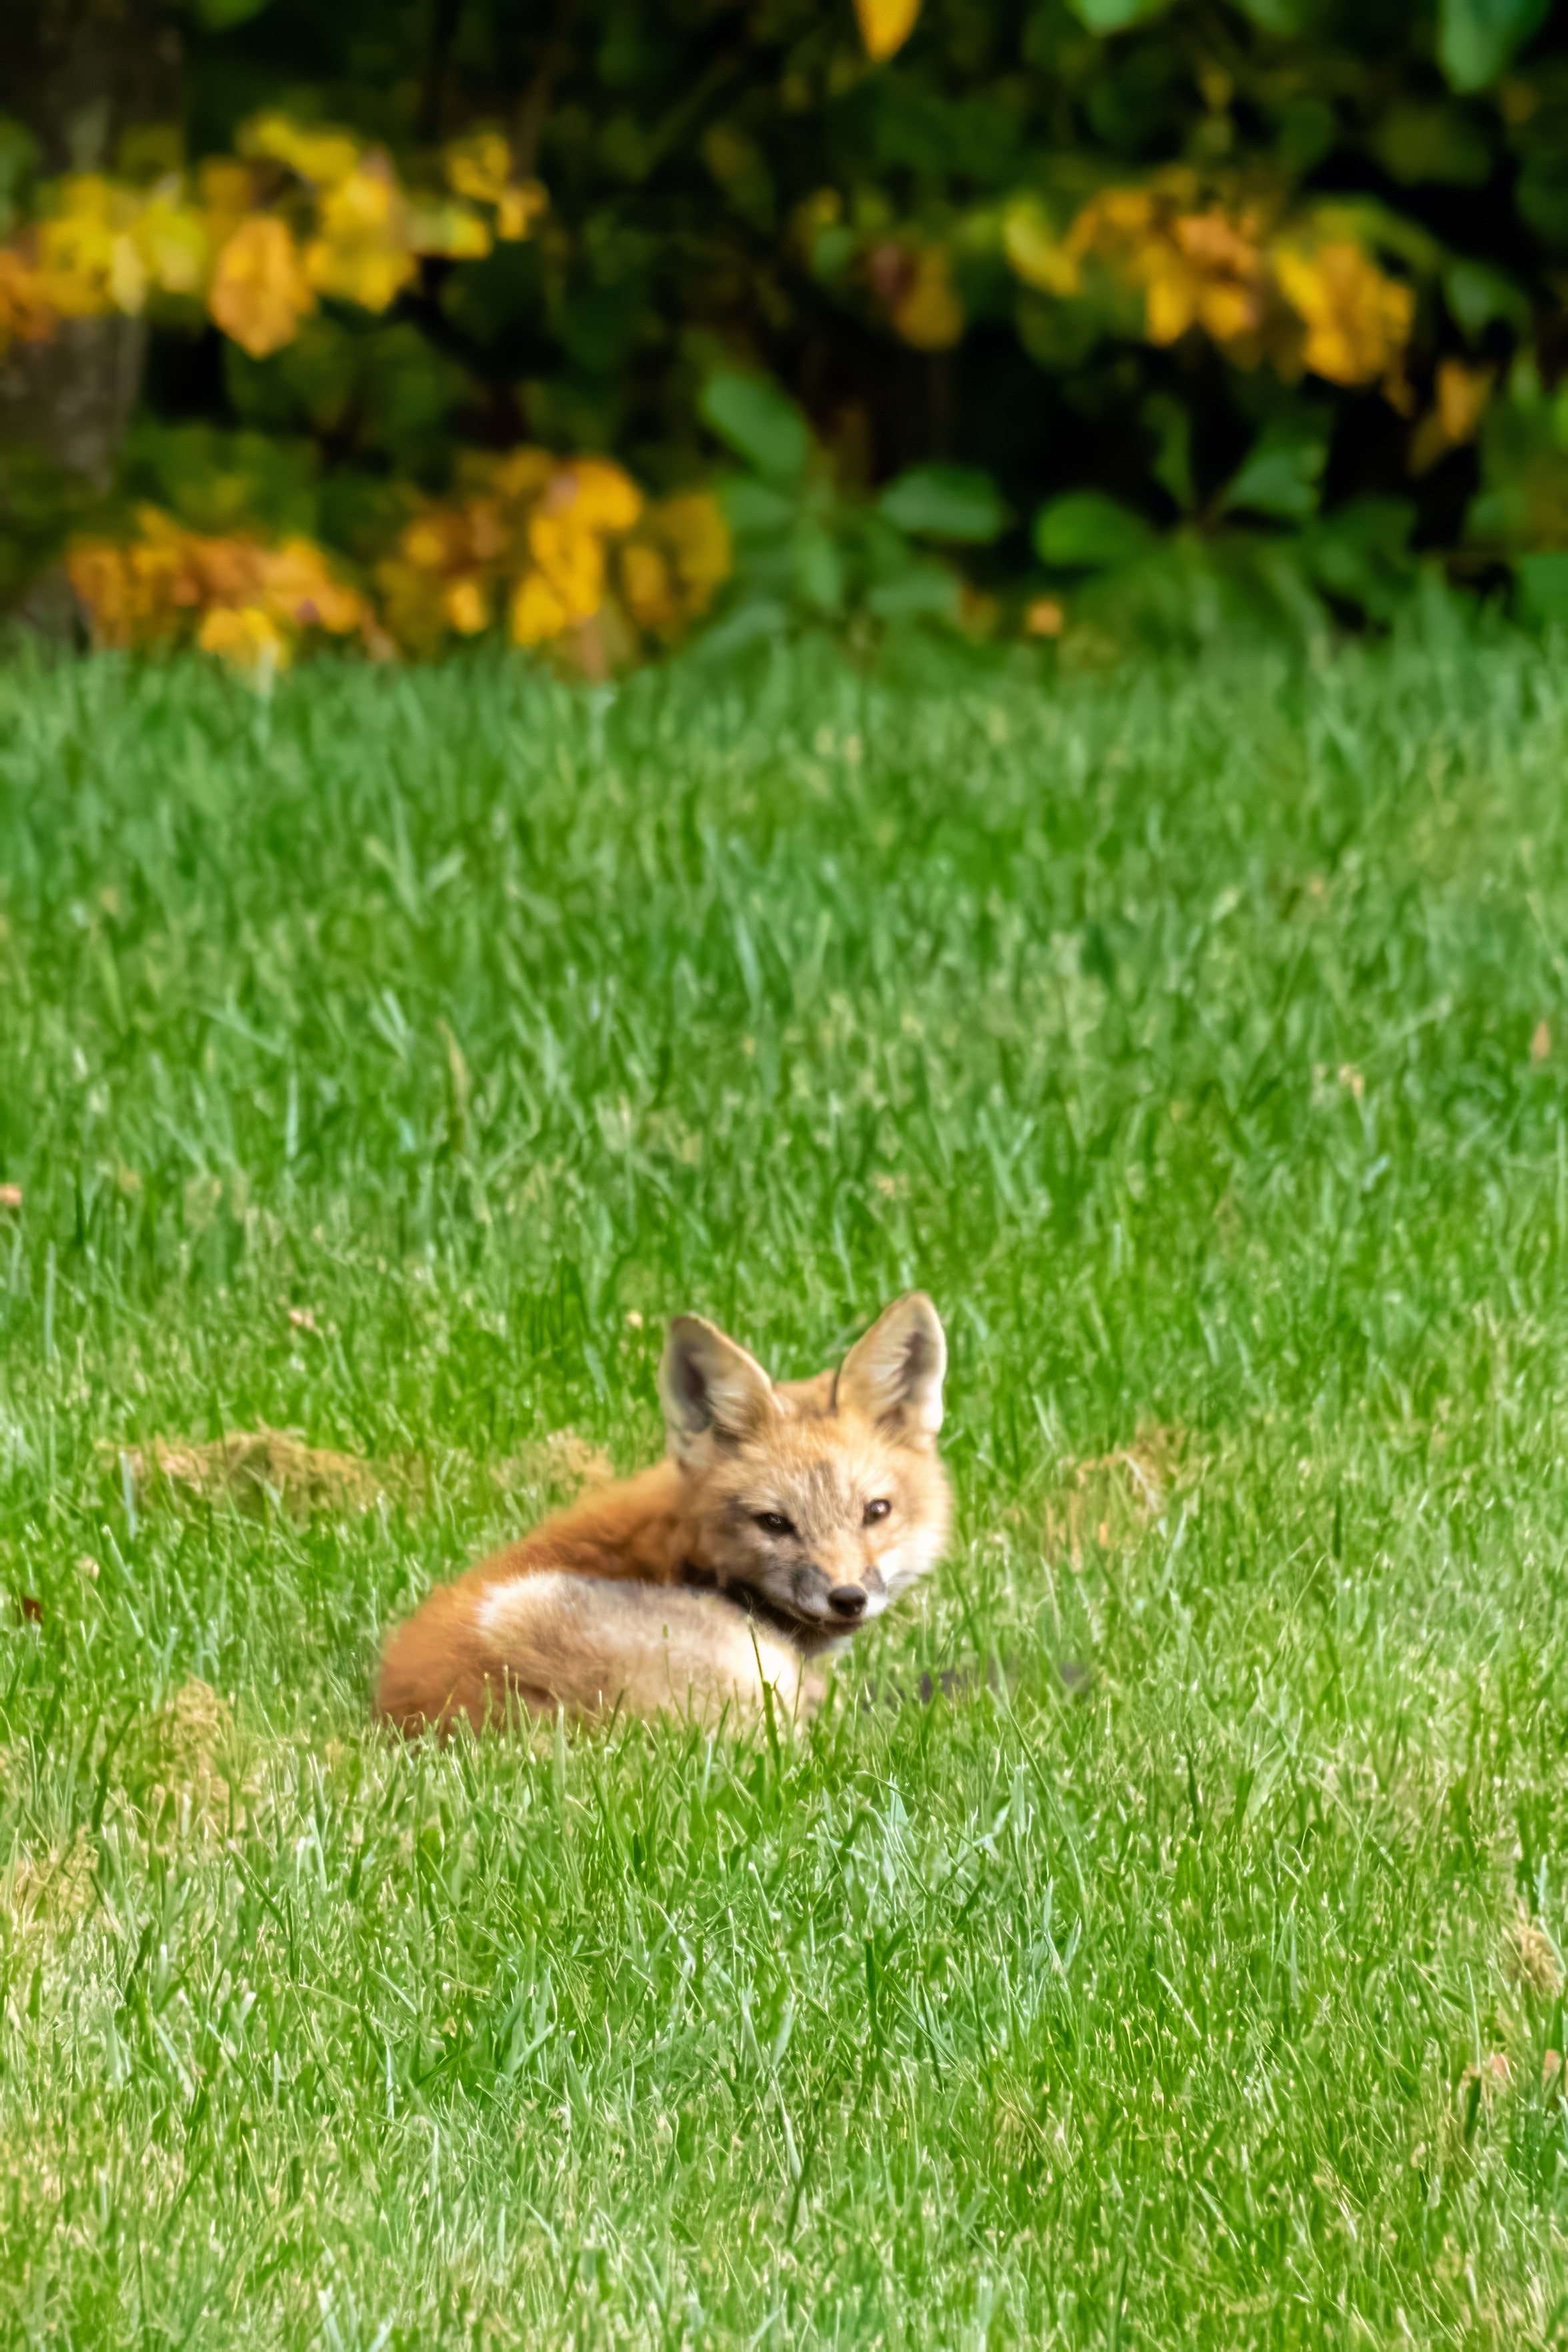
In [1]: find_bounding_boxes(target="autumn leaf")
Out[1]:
[527,512,606,623]
[621,542,677,634]
[1272,238,1413,389]
[208,215,315,357]
[242,113,361,187]
[1437,356,1493,440]
[0,247,57,351]
[443,133,546,241]
[855,0,921,62]
[548,457,643,535]
[444,132,514,206]
[654,492,732,599]
[510,570,572,645]
[258,539,364,634]
[406,199,492,262]
[303,161,417,312]
[1003,200,1081,297]
[444,578,489,635]
[892,247,964,349]
[197,604,291,674]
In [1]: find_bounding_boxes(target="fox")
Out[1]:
[376,1292,950,1735]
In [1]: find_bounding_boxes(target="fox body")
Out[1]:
[377,1293,950,1734]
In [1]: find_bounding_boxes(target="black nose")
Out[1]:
[828,1586,867,1618]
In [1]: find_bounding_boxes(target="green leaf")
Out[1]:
[1438,0,1550,93]
[1233,0,1307,27]
[1444,260,1531,337]
[1222,423,1329,523]
[1301,499,1417,622]
[719,479,796,540]
[1143,395,1193,514]
[1515,551,1568,627]
[189,0,275,25]
[687,598,792,662]
[1034,493,1155,570]
[1373,103,1495,189]
[700,373,811,487]
[866,561,961,621]
[877,466,1007,544]
[1065,0,1173,28]
[791,523,845,616]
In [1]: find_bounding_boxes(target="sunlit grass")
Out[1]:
[3,630,1568,2346]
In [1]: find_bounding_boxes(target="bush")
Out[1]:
[1,0,1565,663]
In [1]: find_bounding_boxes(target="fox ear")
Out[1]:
[660,1316,778,1462]
[835,1293,947,1446]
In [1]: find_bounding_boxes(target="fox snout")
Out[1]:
[807,1558,885,1624]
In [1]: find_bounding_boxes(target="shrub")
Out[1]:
[1,0,1564,660]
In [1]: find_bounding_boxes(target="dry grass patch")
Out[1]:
[1503,1909,1564,2000]
[113,1428,383,1517]
[107,1423,614,1523]
[2,1827,96,1940]
[1016,1424,1194,1567]
[495,1428,615,1494]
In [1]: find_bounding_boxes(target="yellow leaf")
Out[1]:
[407,199,492,262]
[136,189,211,297]
[495,180,547,242]
[892,247,963,350]
[621,543,676,634]
[199,160,256,247]
[197,604,291,674]
[1003,201,1080,297]
[108,235,149,314]
[445,577,489,635]
[482,447,558,503]
[243,113,361,187]
[1437,357,1492,442]
[510,569,572,645]
[445,133,513,207]
[1141,247,1200,345]
[550,457,643,535]
[303,163,416,312]
[36,176,136,317]
[0,247,56,351]
[259,539,364,634]
[527,512,605,622]
[654,491,731,598]
[1272,239,1413,390]
[208,216,315,357]
[855,0,921,63]
[445,135,545,241]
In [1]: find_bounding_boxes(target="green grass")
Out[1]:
[3,625,1568,2347]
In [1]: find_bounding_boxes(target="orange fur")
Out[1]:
[376,1294,951,1734]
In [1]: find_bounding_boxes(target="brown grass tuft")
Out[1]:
[113,1428,383,1518]
[127,1677,250,1837]
[495,1428,615,1494]
[109,1423,613,1522]
[1504,1909,1564,1999]
[3,1827,96,1936]
[1019,1424,1191,1566]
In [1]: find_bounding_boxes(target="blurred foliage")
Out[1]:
[0,0,1565,664]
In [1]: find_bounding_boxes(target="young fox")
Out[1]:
[377,1292,950,1734]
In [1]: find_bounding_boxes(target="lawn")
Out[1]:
[3,625,1568,2348]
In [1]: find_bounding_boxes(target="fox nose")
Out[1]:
[827,1585,867,1619]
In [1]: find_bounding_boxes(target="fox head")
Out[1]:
[658,1294,951,1650]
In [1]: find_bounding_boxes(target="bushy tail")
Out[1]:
[377,1570,807,1735]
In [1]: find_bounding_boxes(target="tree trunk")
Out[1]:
[0,0,183,621]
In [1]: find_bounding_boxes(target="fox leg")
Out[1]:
[377,1571,809,1735]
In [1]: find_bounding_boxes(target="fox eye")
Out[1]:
[754,1511,795,1537]
[863,1498,892,1524]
